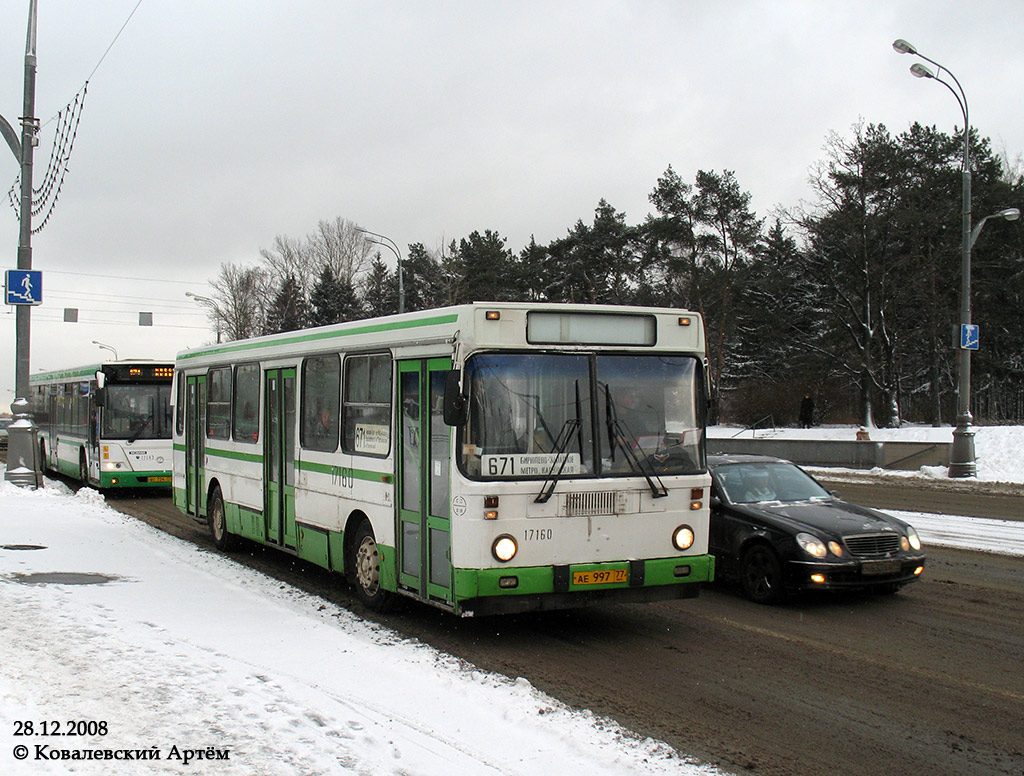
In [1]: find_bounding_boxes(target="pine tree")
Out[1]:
[362,254,397,318]
[309,266,363,327]
[265,273,307,334]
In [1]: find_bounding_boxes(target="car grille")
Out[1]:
[844,533,902,558]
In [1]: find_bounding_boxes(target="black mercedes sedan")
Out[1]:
[708,454,926,603]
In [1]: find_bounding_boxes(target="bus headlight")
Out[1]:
[492,535,518,563]
[672,525,695,551]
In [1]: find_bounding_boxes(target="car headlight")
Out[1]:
[827,540,844,558]
[905,526,922,551]
[492,534,518,562]
[672,525,695,551]
[796,532,828,559]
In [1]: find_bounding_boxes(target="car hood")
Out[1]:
[734,498,906,537]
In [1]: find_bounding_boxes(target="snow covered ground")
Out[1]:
[1,425,1021,775]
[0,476,722,776]
[709,423,1024,485]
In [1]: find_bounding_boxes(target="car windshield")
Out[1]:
[713,462,831,504]
[457,352,704,480]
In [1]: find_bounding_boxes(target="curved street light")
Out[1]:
[91,340,118,361]
[186,291,223,343]
[893,38,977,477]
[355,227,405,314]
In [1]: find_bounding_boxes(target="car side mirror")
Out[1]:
[710,495,722,510]
[829,490,841,498]
[443,370,468,426]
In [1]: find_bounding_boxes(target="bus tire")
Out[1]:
[740,544,786,604]
[208,487,239,552]
[349,519,392,612]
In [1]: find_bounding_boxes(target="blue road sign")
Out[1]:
[960,323,979,350]
[5,269,43,305]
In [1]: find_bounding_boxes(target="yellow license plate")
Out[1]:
[572,568,628,586]
[148,476,172,483]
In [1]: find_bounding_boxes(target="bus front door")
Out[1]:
[265,368,297,549]
[397,358,453,605]
[185,375,206,515]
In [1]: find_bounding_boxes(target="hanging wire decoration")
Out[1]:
[4,0,144,234]
[6,84,88,234]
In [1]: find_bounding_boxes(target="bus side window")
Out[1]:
[207,367,232,440]
[232,363,261,443]
[342,353,392,458]
[300,355,340,452]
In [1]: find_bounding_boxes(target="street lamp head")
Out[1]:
[909,62,934,79]
[998,207,1021,222]
[892,38,918,55]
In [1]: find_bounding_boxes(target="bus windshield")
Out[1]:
[101,384,173,441]
[458,352,704,480]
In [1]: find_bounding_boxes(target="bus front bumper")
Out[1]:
[452,554,714,617]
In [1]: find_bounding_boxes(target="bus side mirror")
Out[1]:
[94,370,106,406]
[443,370,467,426]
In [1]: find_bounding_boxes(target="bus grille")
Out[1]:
[844,533,901,557]
[564,491,616,517]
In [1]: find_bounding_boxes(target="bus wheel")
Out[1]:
[208,487,239,552]
[349,519,392,612]
[740,545,786,604]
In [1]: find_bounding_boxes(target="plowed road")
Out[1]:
[109,487,1023,776]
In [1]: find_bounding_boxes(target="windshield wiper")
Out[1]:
[603,384,668,498]
[608,419,668,498]
[535,418,581,503]
[127,414,153,444]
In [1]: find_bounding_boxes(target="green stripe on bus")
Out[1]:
[30,364,104,383]
[454,554,715,599]
[296,460,391,482]
[205,446,263,463]
[177,313,460,361]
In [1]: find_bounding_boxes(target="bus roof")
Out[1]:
[30,361,174,385]
[174,303,705,367]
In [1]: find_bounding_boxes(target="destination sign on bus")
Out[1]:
[481,453,581,477]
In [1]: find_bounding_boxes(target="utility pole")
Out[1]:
[2,2,42,489]
[1,1,39,402]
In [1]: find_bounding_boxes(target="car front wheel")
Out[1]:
[741,545,786,604]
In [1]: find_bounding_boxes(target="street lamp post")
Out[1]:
[186,291,223,343]
[91,340,118,361]
[1,1,39,406]
[355,228,405,314]
[893,38,980,477]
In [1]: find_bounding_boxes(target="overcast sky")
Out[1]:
[2,0,1022,408]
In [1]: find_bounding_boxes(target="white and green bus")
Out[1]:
[172,303,714,616]
[30,361,175,488]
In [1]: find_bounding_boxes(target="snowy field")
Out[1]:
[2,425,1022,775]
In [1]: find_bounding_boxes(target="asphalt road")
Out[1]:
[103,481,1024,776]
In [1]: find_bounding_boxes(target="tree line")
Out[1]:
[200,121,1024,428]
